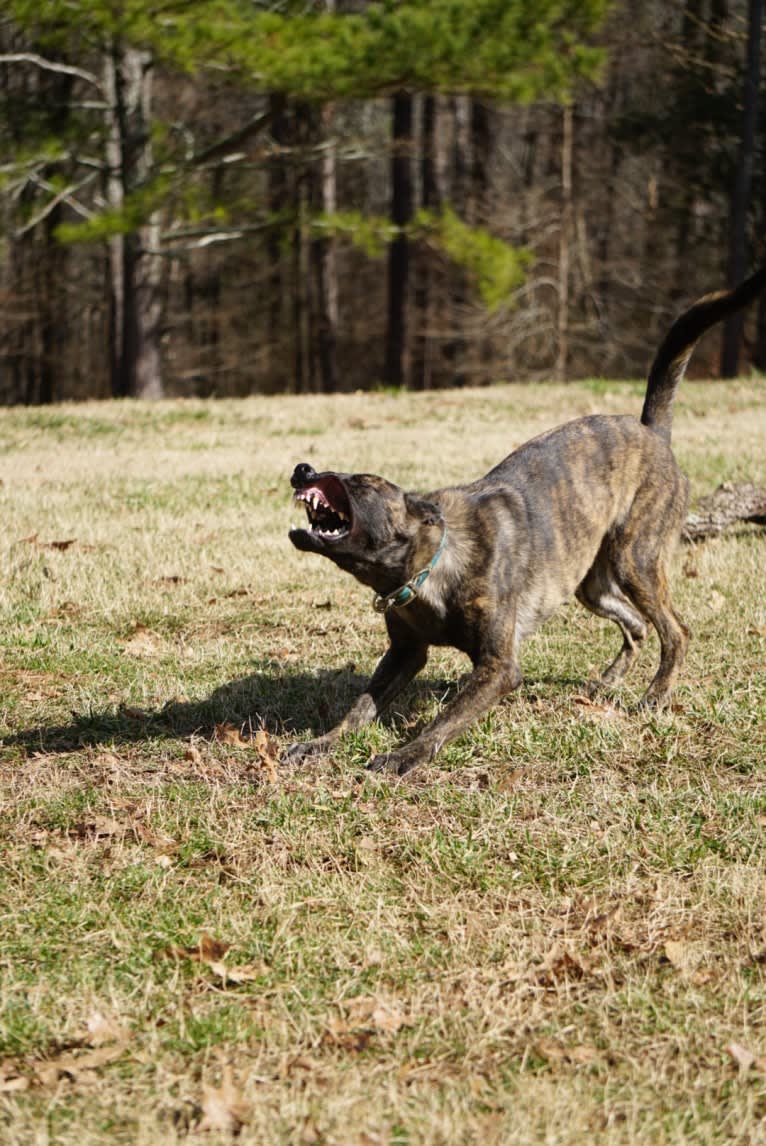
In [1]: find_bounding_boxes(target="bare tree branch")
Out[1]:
[15,173,97,236]
[191,110,273,167]
[0,53,103,91]
[683,483,766,543]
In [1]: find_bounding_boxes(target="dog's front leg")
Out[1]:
[285,641,428,763]
[367,655,522,777]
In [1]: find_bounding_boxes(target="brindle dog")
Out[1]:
[287,266,766,776]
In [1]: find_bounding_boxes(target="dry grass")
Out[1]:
[1,380,765,1144]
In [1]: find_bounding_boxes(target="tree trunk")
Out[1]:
[291,102,315,393]
[267,94,289,392]
[104,43,163,399]
[556,104,573,382]
[443,95,471,386]
[721,0,762,377]
[37,207,68,404]
[411,95,440,391]
[310,0,338,394]
[311,101,339,393]
[385,93,414,389]
[470,100,491,224]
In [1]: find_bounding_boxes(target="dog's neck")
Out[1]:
[372,523,448,613]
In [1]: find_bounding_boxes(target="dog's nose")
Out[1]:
[291,462,317,489]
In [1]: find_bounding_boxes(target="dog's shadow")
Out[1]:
[1,664,462,757]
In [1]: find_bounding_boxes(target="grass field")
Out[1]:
[1,380,765,1144]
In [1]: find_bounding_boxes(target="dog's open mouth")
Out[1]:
[294,475,352,541]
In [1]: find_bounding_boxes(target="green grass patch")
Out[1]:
[1,383,765,1143]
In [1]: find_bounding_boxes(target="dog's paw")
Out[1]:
[581,677,601,700]
[366,751,397,775]
[284,738,331,764]
[366,749,422,777]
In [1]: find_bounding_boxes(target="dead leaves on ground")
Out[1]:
[533,1037,602,1068]
[323,995,412,1051]
[13,532,83,552]
[726,1042,766,1074]
[213,723,280,781]
[0,1010,131,1094]
[156,931,266,988]
[198,1064,250,1135]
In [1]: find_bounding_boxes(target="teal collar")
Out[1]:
[373,525,448,613]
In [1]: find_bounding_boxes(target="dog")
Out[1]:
[287,266,766,776]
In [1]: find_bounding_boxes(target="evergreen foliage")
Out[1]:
[415,208,533,311]
[128,0,607,99]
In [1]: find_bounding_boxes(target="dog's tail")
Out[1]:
[641,264,766,441]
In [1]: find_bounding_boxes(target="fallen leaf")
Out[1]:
[121,624,163,657]
[371,1004,408,1033]
[323,1018,372,1052]
[215,722,249,748]
[157,933,266,988]
[663,939,702,976]
[708,589,726,613]
[46,601,82,619]
[587,904,621,933]
[36,1042,128,1087]
[72,815,125,840]
[86,1011,131,1047]
[208,961,264,986]
[496,767,525,792]
[572,694,617,718]
[200,933,231,964]
[0,1075,30,1093]
[535,944,588,987]
[252,728,280,781]
[0,1061,30,1093]
[337,995,411,1036]
[43,538,77,551]
[198,1065,249,1134]
[727,1042,756,1071]
[535,1039,600,1066]
[131,821,177,851]
[159,932,230,964]
[534,1037,566,1062]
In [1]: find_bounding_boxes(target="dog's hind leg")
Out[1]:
[608,533,689,708]
[625,567,689,708]
[576,557,648,694]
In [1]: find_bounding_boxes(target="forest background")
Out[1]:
[1,0,764,406]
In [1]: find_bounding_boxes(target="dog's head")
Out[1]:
[289,462,441,593]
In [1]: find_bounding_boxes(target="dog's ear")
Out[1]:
[404,494,442,527]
